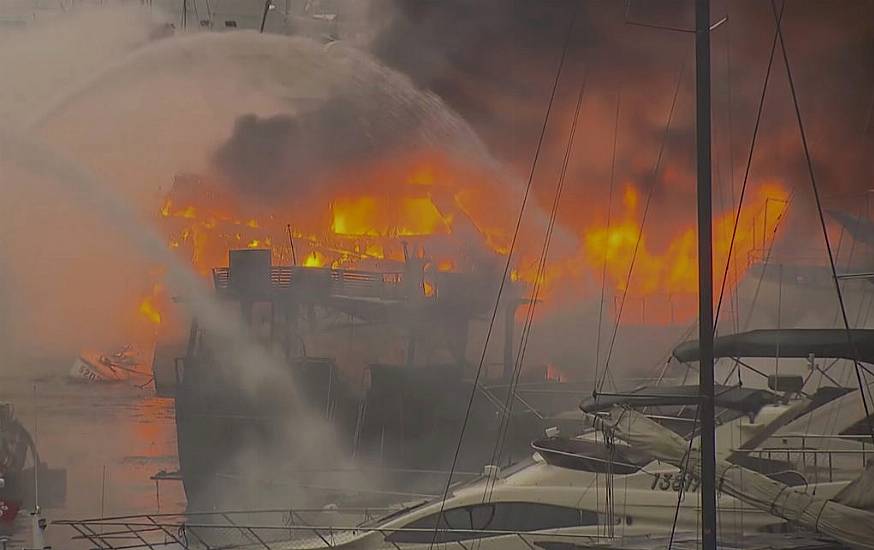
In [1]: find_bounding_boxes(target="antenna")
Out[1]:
[31,384,47,550]
[286,224,297,266]
[260,0,273,33]
[32,384,39,513]
[100,465,107,518]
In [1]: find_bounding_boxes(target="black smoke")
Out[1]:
[212,1,874,243]
[213,96,411,199]
[369,0,874,246]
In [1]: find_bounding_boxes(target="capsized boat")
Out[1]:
[70,345,154,384]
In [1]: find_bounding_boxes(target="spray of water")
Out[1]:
[1,6,516,509]
[1,5,524,354]
[0,125,356,509]
[0,128,299,400]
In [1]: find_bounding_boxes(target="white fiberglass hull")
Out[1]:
[69,350,152,384]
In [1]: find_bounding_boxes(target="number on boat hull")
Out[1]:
[650,471,700,492]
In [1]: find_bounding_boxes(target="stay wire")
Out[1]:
[713,2,783,329]
[426,4,580,547]
[812,203,858,432]
[769,0,874,444]
[667,408,700,550]
[597,49,690,394]
[594,93,622,392]
[725,3,743,336]
[484,63,589,502]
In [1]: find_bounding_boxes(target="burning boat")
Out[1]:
[158,163,788,510]
[173,248,584,509]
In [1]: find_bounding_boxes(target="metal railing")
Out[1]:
[56,508,387,550]
[212,266,407,302]
[733,434,872,483]
[55,509,614,550]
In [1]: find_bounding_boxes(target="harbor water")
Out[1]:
[0,357,185,549]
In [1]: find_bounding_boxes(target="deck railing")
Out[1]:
[212,266,407,301]
[55,509,613,550]
[733,434,872,483]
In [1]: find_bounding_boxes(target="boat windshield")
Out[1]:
[363,456,538,527]
[360,500,430,527]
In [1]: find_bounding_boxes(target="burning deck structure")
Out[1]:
[174,248,579,509]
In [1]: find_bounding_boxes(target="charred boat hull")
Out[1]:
[173,250,573,508]
[175,359,558,508]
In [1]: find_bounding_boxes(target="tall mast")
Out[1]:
[695,0,717,549]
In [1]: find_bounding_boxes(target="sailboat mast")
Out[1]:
[695,0,717,549]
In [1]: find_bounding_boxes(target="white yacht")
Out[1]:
[256,384,845,549]
[262,327,874,549]
[673,328,874,484]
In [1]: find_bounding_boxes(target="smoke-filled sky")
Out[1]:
[370,0,874,234]
[2,0,874,376]
[208,0,874,279]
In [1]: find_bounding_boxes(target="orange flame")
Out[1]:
[145,152,789,328]
[138,283,164,325]
[582,181,788,320]
[330,196,450,237]
[303,251,328,268]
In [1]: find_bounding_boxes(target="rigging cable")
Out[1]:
[594,93,622,393]
[713,1,783,392]
[426,3,581,547]
[597,49,690,394]
[712,2,782,329]
[828,219,851,328]
[668,3,784,543]
[483,62,589,503]
[802,200,863,443]
[667,408,700,550]
[724,3,744,338]
[769,0,874,443]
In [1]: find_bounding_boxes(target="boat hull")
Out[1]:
[174,359,564,509]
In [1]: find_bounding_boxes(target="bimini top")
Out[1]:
[673,329,874,365]
[531,436,653,474]
[580,384,780,416]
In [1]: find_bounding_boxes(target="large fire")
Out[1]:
[133,151,789,331]
[584,183,789,294]
[582,182,789,321]
[330,196,452,237]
